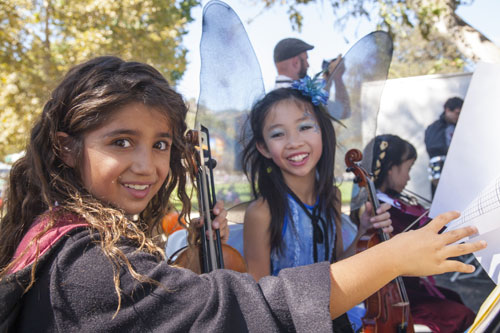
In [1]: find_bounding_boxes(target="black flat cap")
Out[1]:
[274,38,314,63]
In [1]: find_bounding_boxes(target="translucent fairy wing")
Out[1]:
[196,0,264,210]
[325,31,393,210]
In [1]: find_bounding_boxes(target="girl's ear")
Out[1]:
[56,132,76,168]
[387,164,396,176]
[256,141,272,159]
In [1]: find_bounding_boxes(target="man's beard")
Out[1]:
[298,58,308,79]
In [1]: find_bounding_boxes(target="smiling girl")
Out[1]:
[241,85,393,282]
[0,57,485,332]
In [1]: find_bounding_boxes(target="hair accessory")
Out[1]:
[291,73,329,106]
[373,140,389,180]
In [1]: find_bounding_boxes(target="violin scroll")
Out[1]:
[345,149,369,188]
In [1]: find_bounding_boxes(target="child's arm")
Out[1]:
[244,198,272,281]
[328,211,486,319]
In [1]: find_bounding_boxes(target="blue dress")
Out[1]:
[269,193,362,332]
[270,193,336,276]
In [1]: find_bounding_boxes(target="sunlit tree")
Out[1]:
[0,0,198,158]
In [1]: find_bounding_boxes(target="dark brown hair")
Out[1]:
[0,56,192,312]
[241,88,341,256]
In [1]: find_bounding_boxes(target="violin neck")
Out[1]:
[365,178,390,241]
[196,125,224,272]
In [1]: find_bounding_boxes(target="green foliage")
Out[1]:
[389,25,466,78]
[0,0,199,159]
[261,0,472,35]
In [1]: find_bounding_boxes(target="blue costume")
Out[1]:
[270,193,336,276]
[270,193,360,332]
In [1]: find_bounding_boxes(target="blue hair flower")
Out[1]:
[291,74,329,106]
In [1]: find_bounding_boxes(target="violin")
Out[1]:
[345,149,414,333]
[170,126,246,274]
[382,190,431,234]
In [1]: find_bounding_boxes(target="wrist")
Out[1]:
[379,238,405,277]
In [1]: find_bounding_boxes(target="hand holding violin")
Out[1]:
[359,201,393,236]
[193,200,229,243]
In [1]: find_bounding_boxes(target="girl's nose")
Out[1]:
[131,147,155,175]
[286,133,304,148]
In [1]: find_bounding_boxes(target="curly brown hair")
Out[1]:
[0,56,193,313]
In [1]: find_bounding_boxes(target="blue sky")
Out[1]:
[176,0,500,100]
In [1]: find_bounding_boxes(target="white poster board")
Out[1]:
[362,72,472,200]
[430,62,500,284]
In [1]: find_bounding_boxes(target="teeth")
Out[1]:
[125,184,149,190]
[288,153,308,162]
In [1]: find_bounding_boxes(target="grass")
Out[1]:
[338,180,353,204]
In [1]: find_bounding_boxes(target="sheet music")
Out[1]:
[447,175,500,238]
[445,176,500,284]
[426,63,500,285]
[430,63,500,218]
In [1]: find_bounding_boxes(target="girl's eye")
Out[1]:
[299,123,315,131]
[154,141,170,151]
[114,139,131,148]
[269,130,284,139]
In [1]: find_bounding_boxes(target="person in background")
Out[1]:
[424,96,464,197]
[273,38,314,88]
[357,134,475,332]
[273,38,348,119]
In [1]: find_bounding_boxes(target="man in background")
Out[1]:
[425,96,464,197]
[273,38,349,119]
[273,38,314,88]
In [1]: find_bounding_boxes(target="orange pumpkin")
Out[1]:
[161,211,185,236]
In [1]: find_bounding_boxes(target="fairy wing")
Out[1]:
[321,32,393,211]
[196,0,264,210]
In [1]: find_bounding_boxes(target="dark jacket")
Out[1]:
[424,112,450,158]
[0,227,334,332]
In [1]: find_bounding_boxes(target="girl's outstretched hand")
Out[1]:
[359,201,393,235]
[390,211,487,277]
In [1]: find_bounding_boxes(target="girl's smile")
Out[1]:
[287,152,310,165]
[122,182,153,199]
[75,102,172,215]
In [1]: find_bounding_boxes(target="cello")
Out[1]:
[170,125,246,274]
[345,149,414,333]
